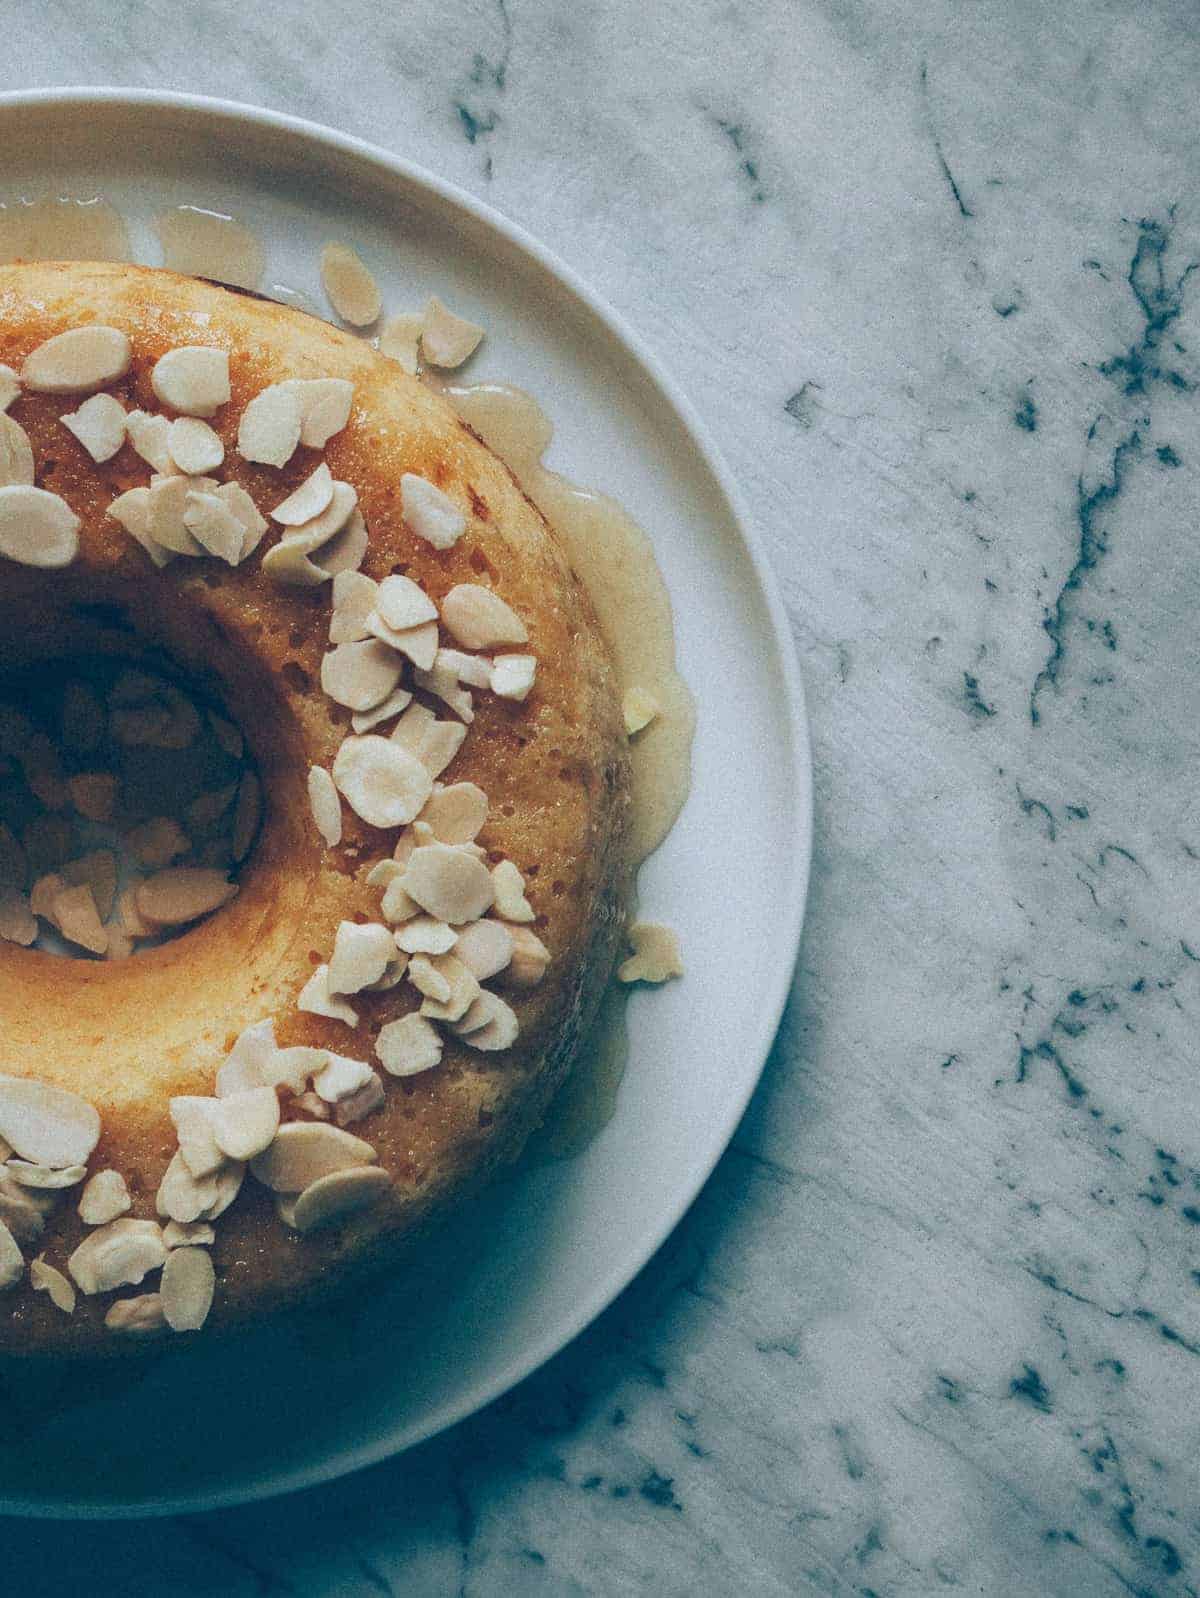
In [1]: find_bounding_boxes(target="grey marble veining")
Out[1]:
[0,0,1198,1592]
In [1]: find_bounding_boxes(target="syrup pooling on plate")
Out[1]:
[0,198,130,264]
[155,206,266,292]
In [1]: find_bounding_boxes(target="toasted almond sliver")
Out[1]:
[292,1165,391,1233]
[0,889,36,947]
[378,312,423,374]
[163,1219,215,1248]
[0,1174,44,1246]
[441,583,528,649]
[321,640,405,713]
[259,534,331,588]
[376,1012,443,1077]
[0,485,80,569]
[126,816,190,869]
[617,921,684,984]
[249,1121,377,1193]
[167,415,225,474]
[23,325,131,394]
[0,413,33,488]
[320,242,381,327]
[311,1053,377,1105]
[394,915,458,956]
[278,378,355,449]
[505,925,550,987]
[136,868,237,927]
[400,472,466,551]
[329,570,379,644]
[451,990,519,1051]
[238,381,302,467]
[417,953,480,1022]
[108,485,172,568]
[293,1090,332,1122]
[146,474,206,557]
[29,872,66,923]
[437,648,493,690]
[421,296,484,369]
[454,919,514,981]
[380,875,420,923]
[402,843,494,925]
[160,1244,215,1332]
[214,481,270,561]
[68,1217,166,1295]
[126,408,174,471]
[214,1017,278,1097]
[0,364,19,411]
[155,1149,217,1224]
[367,613,438,671]
[0,1221,24,1289]
[0,1075,100,1170]
[68,771,119,823]
[52,884,108,954]
[491,859,535,923]
[419,782,488,845]
[272,462,334,526]
[417,720,468,780]
[314,506,369,578]
[351,686,414,735]
[169,1095,225,1179]
[63,849,117,920]
[78,1168,131,1226]
[327,921,395,996]
[307,766,342,847]
[376,574,438,632]
[105,1293,166,1334]
[184,490,244,565]
[30,1255,75,1313]
[297,964,359,1028]
[152,346,231,417]
[6,1160,86,1189]
[622,685,661,735]
[413,660,474,723]
[407,954,451,1003]
[490,654,537,702]
[62,391,127,464]
[332,735,432,829]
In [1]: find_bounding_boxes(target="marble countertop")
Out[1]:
[2,1,1198,1592]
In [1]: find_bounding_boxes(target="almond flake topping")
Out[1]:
[30,1255,75,1314]
[62,391,127,464]
[105,1294,166,1334]
[413,660,474,723]
[78,1168,131,1226]
[402,842,494,924]
[380,874,420,923]
[330,570,379,644]
[272,462,334,526]
[0,1221,23,1290]
[378,312,423,374]
[163,1220,215,1248]
[136,867,237,927]
[505,925,550,987]
[126,409,174,471]
[0,485,80,569]
[351,686,414,734]
[152,346,231,417]
[68,1217,166,1295]
[0,1175,45,1246]
[208,1085,280,1162]
[490,654,537,702]
[401,472,466,550]
[451,990,519,1051]
[332,735,432,829]
[238,381,302,467]
[168,415,225,474]
[491,859,535,923]
[316,507,368,577]
[441,584,528,649]
[407,954,451,1003]
[321,640,405,712]
[278,378,355,449]
[169,1096,225,1178]
[146,474,206,557]
[617,922,684,984]
[291,1165,391,1234]
[419,782,488,844]
[311,1053,378,1104]
[297,964,359,1028]
[183,490,245,564]
[161,1245,215,1331]
[218,481,270,560]
[250,1122,377,1192]
[320,242,381,327]
[437,648,493,689]
[22,325,131,394]
[376,575,438,631]
[0,1075,100,1169]
[375,1013,443,1077]
[394,915,458,955]
[454,918,514,981]
[156,1149,240,1224]
[416,953,480,1023]
[307,765,342,847]
[367,613,439,671]
[109,486,171,568]
[421,296,484,369]
[0,364,19,411]
[63,848,117,920]
[622,686,660,735]
[327,921,395,995]
[6,1160,86,1189]
[0,413,34,487]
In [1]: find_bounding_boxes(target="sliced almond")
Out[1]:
[490,654,537,702]
[451,990,519,1051]
[0,889,36,947]
[264,1046,330,1096]
[61,391,127,463]
[417,953,480,1023]
[0,1173,44,1246]
[125,816,189,868]
[415,720,467,780]
[105,1293,166,1334]
[307,765,342,847]
[272,462,334,526]
[419,782,488,845]
[437,648,493,689]
[63,849,117,921]
[163,1219,215,1248]
[454,918,514,981]
[491,859,535,923]
[421,296,484,368]
[29,872,66,923]
[320,242,381,327]
[413,659,473,723]
[0,414,34,487]
[146,474,206,557]
[378,312,423,373]
[376,574,438,631]
[278,378,355,449]
[351,686,414,734]
[401,472,466,551]
[151,346,231,417]
[169,1096,225,1179]
[394,915,458,956]
[617,921,684,984]
[297,964,359,1028]
[22,325,131,394]
[167,415,225,474]
[68,1216,166,1295]
[366,613,439,671]
[390,702,436,755]
[320,640,405,713]
[329,570,379,644]
[333,1074,386,1127]
[30,1255,75,1313]
[380,875,420,923]
[292,1090,331,1122]
[505,925,550,987]
[367,858,404,888]
[327,921,395,995]
[52,884,108,954]
[441,583,527,649]
[203,1158,245,1220]
[126,409,174,471]
[332,734,432,828]
[407,954,451,1004]
[6,1160,86,1189]
[292,1165,391,1234]
[238,381,302,467]
[108,485,172,568]
[0,364,19,411]
[155,1149,217,1224]
[376,1012,443,1077]
[68,771,119,823]
[183,491,244,564]
[311,1053,377,1104]
[622,686,660,735]
[136,868,236,927]
[78,1168,131,1226]
[0,485,80,568]
[402,843,494,924]
[216,481,270,560]
[213,1017,275,1096]
[316,507,369,577]
[160,1245,215,1331]
[232,770,261,862]
[249,1121,376,1192]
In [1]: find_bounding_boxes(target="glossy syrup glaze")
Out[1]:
[0,196,130,263]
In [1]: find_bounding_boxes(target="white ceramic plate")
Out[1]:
[0,89,811,1517]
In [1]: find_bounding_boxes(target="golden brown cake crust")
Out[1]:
[0,261,630,1355]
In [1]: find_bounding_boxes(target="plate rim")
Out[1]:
[0,85,813,1518]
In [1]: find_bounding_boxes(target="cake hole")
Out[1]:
[0,654,260,961]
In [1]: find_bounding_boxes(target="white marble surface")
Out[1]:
[1,0,1199,1592]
